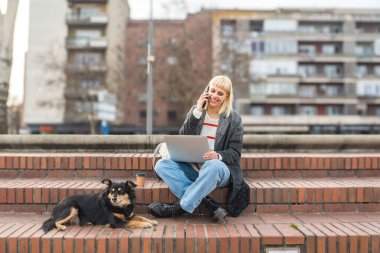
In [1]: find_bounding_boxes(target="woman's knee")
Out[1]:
[154,159,170,174]
[201,160,226,174]
[154,159,178,174]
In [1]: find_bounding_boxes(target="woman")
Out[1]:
[148,75,249,222]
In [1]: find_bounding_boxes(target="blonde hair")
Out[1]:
[206,75,233,117]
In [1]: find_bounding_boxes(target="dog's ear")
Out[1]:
[102,179,112,187]
[126,180,137,189]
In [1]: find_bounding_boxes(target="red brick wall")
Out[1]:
[124,12,212,131]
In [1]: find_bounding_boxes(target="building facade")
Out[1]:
[211,9,380,133]
[64,0,129,130]
[123,11,212,133]
[24,0,129,134]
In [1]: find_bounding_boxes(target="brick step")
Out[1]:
[1,153,380,179]
[0,212,379,253]
[1,177,379,214]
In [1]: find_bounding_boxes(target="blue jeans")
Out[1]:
[154,159,231,213]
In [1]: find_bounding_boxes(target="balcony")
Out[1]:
[66,63,107,73]
[66,37,107,49]
[66,13,108,26]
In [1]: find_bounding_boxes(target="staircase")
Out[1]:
[0,152,380,252]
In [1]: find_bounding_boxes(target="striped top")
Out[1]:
[200,112,219,150]
[191,109,221,171]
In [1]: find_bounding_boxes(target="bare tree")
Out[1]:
[0,0,19,133]
[39,44,125,134]
[158,2,213,120]
[217,37,252,102]
[161,0,188,19]
[163,40,200,115]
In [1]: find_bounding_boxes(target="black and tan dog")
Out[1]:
[42,179,157,233]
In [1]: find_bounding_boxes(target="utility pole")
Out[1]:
[146,0,154,135]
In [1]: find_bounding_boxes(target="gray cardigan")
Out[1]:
[179,106,249,216]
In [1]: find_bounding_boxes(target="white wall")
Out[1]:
[264,19,297,32]
[24,0,67,124]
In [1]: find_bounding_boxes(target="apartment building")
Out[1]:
[24,0,129,134]
[212,9,380,133]
[123,11,212,133]
[64,0,129,129]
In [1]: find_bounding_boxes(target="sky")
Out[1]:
[4,0,380,106]
[129,0,380,19]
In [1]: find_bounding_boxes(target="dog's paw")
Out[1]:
[150,220,158,226]
[57,225,67,231]
[143,223,154,229]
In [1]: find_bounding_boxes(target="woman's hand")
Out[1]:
[196,93,209,112]
[203,149,219,160]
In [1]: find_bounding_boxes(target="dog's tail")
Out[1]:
[42,218,56,233]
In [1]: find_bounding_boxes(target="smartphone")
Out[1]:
[202,85,210,109]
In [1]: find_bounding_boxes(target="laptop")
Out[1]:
[164,135,209,163]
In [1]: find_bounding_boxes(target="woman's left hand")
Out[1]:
[203,149,219,160]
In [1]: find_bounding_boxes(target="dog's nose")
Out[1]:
[112,197,117,202]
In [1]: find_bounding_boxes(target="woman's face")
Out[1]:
[207,85,228,109]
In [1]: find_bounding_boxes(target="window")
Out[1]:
[221,19,236,36]
[374,66,380,76]
[299,86,316,97]
[271,106,289,116]
[355,42,374,57]
[357,81,380,96]
[324,85,343,96]
[356,65,368,76]
[76,7,102,19]
[375,106,380,116]
[299,106,317,115]
[250,106,264,116]
[325,25,342,34]
[299,65,317,77]
[250,20,263,33]
[74,52,102,66]
[299,25,315,34]
[250,83,296,96]
[322,44,337,55]
[167,111,177,120]
[75,102,93,113]
[324,65,342,78]
[265,40,297,55]
[326,105,343,115]
[299,45,316,56]
[139,111,146,119]
[167,56,178,65]
[251,41,265,56]
[77,79,101,89]
[250,60,298,77]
